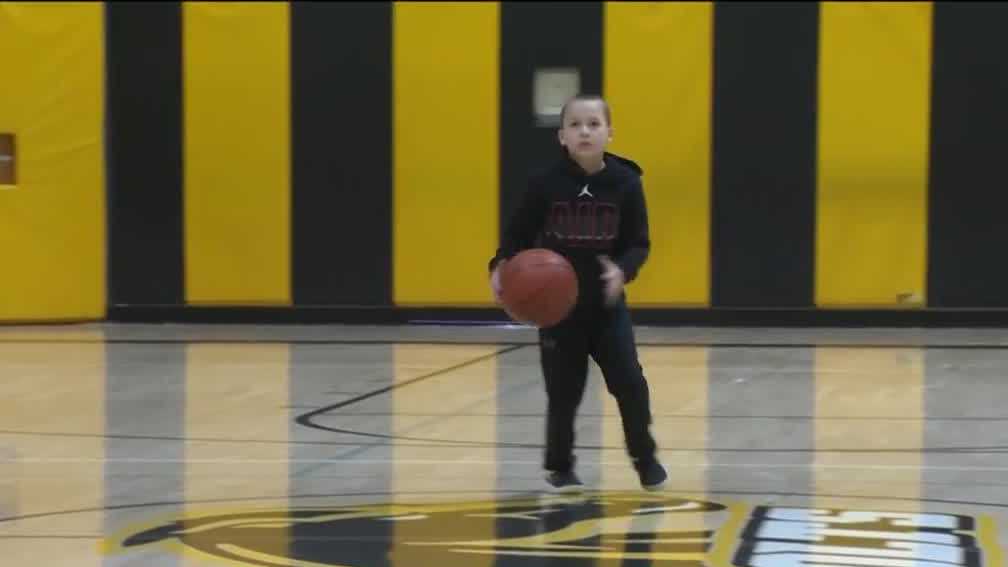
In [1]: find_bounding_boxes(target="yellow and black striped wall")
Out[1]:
[4,2,1008,325]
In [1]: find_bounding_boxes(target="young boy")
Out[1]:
[488,94,667,492]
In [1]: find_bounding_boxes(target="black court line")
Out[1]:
[1,429,1006,453]
[1,340,1001,452]
[0,430,406,446]
[286,433,1008,454]
[291,346,1008,454]
[292,409,1008,419]
[294,344,525,430]
[0,535,100,539]
[3,337,1008,349]
[292,374,545,470]
[3,337,1003,456]
[3,489,1008,526]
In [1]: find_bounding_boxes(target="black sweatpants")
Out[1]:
[537,297,657,473]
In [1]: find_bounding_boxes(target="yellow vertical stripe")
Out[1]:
[649,347,708,497]
[183,2,291,305]
[604,2,713,306]
[599,347,708,563]
[0,3,104,321]
[815,348,922,510]
[0,332,104,565]
[391,345,498,567]
[185,344,290,555]
[393,2,499,306]
[816,2,932,307]
[601,347,708,493]
[391,344,499,495]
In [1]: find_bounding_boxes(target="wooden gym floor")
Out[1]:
[1,322,1007,566]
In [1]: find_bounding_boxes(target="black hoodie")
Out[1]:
[488,151,651,308]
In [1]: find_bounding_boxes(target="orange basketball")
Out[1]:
[498,248,578,327]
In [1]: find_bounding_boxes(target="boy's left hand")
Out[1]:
[598,255,625,305]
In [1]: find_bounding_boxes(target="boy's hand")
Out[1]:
[490,261,505,304]
[598,255,625,305]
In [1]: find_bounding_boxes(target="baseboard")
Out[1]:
[105,305,1008,327]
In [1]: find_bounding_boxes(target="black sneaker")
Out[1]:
[635,460,668,491]
[545,470,584,493]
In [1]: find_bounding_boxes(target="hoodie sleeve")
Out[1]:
[488,176,548,272]
[614,176,651,283]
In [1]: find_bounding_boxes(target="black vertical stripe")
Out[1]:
[927,3,1008,307]
[105,2,184,307]
[104,339,185,561]
[708,347,813,501]
[499,2,603,244]
[710,3,819,308]
[291,2,392,306]
[289,344,394,567]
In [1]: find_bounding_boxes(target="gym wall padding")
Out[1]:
[0,3,105,322]
[710,2,819,308]
[182,2,292,305]
[291,2,393,307]
[9,1,1008,324]
[604,2,713,308]
[815,2,931,308]
[393,2,499,307]
[105,3,184,308]
[927,2,1008,308]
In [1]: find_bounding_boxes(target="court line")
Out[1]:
[288,427,1008,454]
[291,344,528,473]
[0,430,382,446]
[291,345,1008,454]
[2,429,1005,453]
[294,344,524,431]
[9,457,1008,472]
[4,489,1008,526]
[299,376,543,469]
[0,535,101,539]
[292,412,1008,421]
[3,337,1008,349]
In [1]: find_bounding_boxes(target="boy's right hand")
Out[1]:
[489,261,505,304]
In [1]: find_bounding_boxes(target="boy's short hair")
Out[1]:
[560,94,612,126]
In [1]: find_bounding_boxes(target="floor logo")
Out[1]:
[105,492,1002,567]
[734,506,999,567]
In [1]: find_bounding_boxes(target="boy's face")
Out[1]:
[557,100,612,161]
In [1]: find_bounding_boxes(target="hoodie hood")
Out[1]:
[604,152,644,177]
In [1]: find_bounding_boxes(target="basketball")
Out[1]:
[498,248,578,327]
